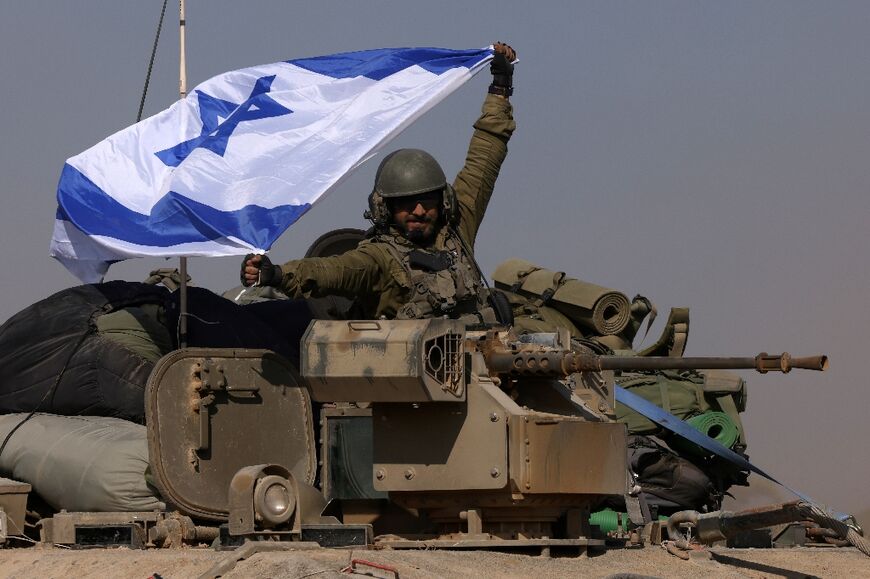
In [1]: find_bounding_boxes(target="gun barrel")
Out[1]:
[594,353,829,374]
[486,349,828,377]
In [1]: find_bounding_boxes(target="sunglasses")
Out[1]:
[390,191,442,212]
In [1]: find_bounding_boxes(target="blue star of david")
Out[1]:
[155,75,293,167]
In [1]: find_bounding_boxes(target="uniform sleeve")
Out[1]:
[277,249,383,300]
[452,94,516,247]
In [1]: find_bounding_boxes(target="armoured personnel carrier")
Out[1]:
[0,230,861,576]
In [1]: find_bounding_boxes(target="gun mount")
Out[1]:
[296,319,828,549]
[301,319,627,550]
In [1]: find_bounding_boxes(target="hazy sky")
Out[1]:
[1,2,868,518]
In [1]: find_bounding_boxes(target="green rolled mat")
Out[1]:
[672,411,740,456]
[589,508,668,534]
[590,508,622,534]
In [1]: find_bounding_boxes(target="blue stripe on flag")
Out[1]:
[289,47,492,80]
[56,164,309,248]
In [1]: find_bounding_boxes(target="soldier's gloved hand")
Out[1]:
[240,253,283,287]
[489,42,516,97]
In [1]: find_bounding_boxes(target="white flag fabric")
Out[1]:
[50,46,495,282]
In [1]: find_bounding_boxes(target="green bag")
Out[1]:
[95,303,173,363]
[615,369,748,450]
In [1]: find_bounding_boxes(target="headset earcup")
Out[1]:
[443,184,458,225]
[367,190,389,227]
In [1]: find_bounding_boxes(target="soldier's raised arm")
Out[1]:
[453,42,517,247]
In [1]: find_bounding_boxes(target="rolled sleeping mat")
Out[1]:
[672,411,740,457]
[590,508,668,533]
[589,508,624,534]
[493,258,631,335]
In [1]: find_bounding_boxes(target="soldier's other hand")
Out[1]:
[240,253,282,287]
[241,253,260,286]
[490,42,515,95]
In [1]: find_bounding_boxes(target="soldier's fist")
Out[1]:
[493,42,516,64]
[490,42,515,96]
[240,253,282,287]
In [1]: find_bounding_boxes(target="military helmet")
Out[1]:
[366,149,458,228]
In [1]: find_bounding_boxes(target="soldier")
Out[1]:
[241,43,517,323]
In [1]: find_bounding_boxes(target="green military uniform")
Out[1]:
[274,94,515,319]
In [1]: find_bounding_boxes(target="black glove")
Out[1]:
[489,42,515,96]
[240,253,283,287]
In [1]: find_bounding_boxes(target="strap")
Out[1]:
[624,492,652,525]
[657,380,672,415]
[670,322,688,357]
[509,266,539,293]
[715,393,746,445]
[488,84,513,97]
[531,271,566,308]
[615,385,832,511]
[632,295,658,343]
[637,308,690,358]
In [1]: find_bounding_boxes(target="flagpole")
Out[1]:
[178,0,189,348]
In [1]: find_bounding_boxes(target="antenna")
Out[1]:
[178,0,189,348]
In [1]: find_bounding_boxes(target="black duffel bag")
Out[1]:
[0,282,169,422]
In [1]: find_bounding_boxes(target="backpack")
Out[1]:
[615,368,748,453]
[627,434,749,514]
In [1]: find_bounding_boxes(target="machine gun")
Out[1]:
[485,344,827,376]
[297,320,824,550]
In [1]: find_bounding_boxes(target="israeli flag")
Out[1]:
[50,46,495,282]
